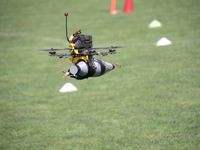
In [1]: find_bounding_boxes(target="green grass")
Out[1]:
[0,0,200,149]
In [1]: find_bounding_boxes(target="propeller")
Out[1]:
[92,46,124,50]
[39,46,124,57]
[92,46,124,56]
[39,46,124,52]
[72,46,124,52]
[39,48,71,51]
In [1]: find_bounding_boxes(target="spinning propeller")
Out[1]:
[39,46,124,56]
[39,48,71,51]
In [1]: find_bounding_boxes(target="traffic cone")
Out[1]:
[148,20,162,28]
[123,0,134,13]
[156,37,172,46]
[110,0,120,15]
[59,83,78,93]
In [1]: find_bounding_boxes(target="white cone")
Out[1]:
[148,20,162,28]
[59,83,78,93]
[156,37,172,46]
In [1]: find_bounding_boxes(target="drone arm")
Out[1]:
[56,53,71,58]
[56,54,64,58]
[63,53,71,56]
[97,51,116,56]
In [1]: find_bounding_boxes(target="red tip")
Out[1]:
[64,13,68,17]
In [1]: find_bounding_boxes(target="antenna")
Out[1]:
[64,13,70,43]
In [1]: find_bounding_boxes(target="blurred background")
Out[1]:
[0,0,200,149]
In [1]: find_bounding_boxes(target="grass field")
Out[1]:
[0,0,200,149]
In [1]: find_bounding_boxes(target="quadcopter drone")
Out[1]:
[40,13,123,80]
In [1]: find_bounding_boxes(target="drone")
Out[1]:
[40,13,123,80]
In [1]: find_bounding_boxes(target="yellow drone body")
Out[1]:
[68,43,88,64]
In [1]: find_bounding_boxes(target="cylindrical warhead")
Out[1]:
[69,59,115,79]
[91,59,115,77]
[69,61,89,77]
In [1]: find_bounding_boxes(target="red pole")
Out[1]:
[110,0,116,14]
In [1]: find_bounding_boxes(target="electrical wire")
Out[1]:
[54,56,66,71]
[98,53,121,70]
